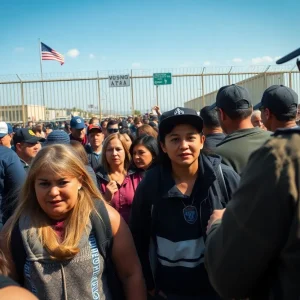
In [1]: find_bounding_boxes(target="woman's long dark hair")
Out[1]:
[130,135,159,168]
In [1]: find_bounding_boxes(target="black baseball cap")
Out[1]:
[13,128,45,144]
[118,121,128,130]
[159,107,203,138]
[253,85,298,116]
[210,84,252,112]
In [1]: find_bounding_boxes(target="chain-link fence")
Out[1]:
[0,65,299,124]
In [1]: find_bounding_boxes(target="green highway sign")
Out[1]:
[153,73,172,85]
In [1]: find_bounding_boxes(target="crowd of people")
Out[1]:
[0,83,300,299]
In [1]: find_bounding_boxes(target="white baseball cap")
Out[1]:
[0,122,9,138]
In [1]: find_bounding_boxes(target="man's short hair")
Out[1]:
[134,117,142,125]
[225,108,253,120]
[200,106,221,128]
[107,120,118,127]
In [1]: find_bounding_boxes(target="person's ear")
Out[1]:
[264,108,271,120]
[160,141,167,153]
[15,143,22,152]
[218,108,226,121]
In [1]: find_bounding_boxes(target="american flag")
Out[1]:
[41,42,64,65]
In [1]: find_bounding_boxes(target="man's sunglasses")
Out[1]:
[107,128,119,133]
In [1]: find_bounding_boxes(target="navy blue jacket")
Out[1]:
[0,147,26,228]
[130,153,240,295]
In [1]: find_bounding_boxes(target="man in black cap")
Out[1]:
[13,128,45,169]
[254,85,298,132]
[211,84,271,174]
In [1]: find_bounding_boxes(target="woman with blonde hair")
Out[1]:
[0,144,146,300]
[95,133,142,224]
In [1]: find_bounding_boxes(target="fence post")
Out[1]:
[228,66,233,85]
[289,65,296,88]
[201,67,205,107]
[16,74,26,126]
[264,65,271,88]
[97,71,102,120]
[130,70,134,115]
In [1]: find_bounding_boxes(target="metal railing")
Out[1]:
[0,65,299,124]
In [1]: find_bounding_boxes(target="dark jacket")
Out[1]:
[130,154,240,296]
[215,127,271,174]
[85,144,102,171]
[204,133,225,151]
[205,130,300,299]
[0,147,26,228]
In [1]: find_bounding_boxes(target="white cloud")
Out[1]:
[14,47,24,53]
[274,56,281,61]
[203,61,211,66]
[132,62,141,68]
[232,58,243,63]
[251,56,273,64]
[89,53,95,59]
[67,49,80,58]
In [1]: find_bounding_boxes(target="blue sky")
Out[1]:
[1,0,299,75]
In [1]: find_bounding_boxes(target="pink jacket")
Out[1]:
[96,168,143,223]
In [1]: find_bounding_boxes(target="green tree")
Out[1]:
[134,110,141,116]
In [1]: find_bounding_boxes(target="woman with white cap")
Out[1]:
[130,107,240,300]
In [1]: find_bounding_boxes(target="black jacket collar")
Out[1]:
[160,153,220,199]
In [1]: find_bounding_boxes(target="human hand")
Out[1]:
[152,106,161,116]
[105,181,118,201]
[207,209,226,233]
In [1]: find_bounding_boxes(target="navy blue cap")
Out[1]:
[159,107,203,137]
[254,85,298,115]
[70,116,85,129]
[209,84,252,112]
[13,128,45,144]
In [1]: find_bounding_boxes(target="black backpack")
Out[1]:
[11,199,125,300]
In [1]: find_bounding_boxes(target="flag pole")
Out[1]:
[39,38,46,109]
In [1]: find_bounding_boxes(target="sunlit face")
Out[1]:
[107,124,119,135]
[161,124,204,167]
[260,108,271,131]
[89,131,104,149]
[92,119,99,126]
[133,144,153,170]
[71,128,86,140]
[35,171,82,220]
[135,122,143,128]
[106,138,126,167]
[251,113,265,129]
[17,142,42,163]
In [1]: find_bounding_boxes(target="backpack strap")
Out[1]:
[11,220,26,286]
[90,199,125,300]
[215,164,229,206]
[90,199,112,259]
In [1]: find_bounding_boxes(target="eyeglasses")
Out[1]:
[107,128,119,133]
